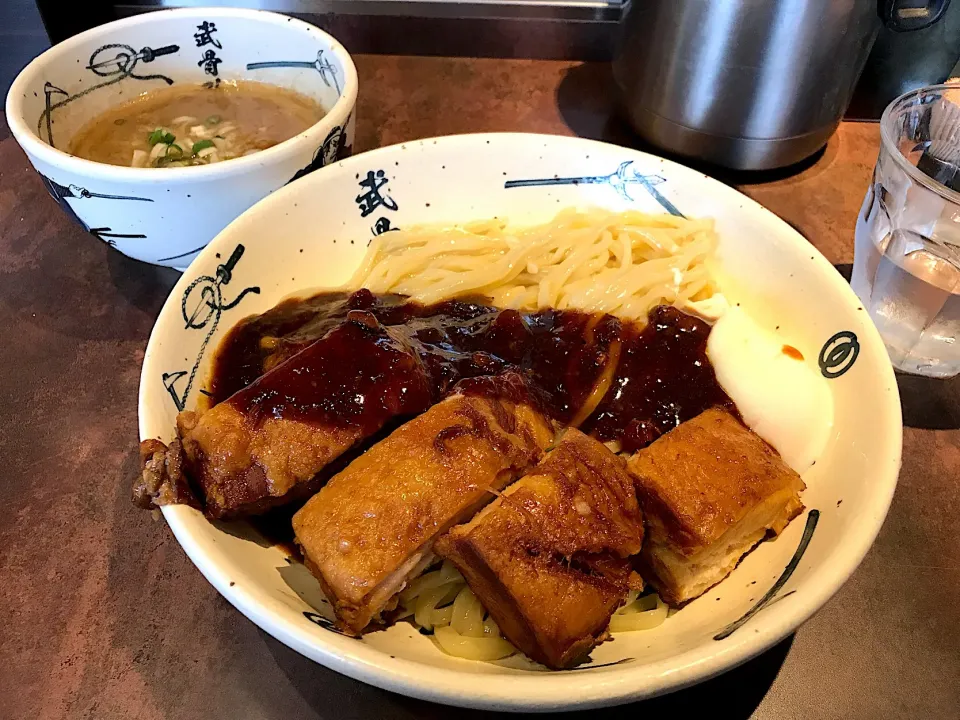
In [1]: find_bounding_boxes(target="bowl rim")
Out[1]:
[880,83,960,208]
[4,7,358,183]
[139,132,903,711]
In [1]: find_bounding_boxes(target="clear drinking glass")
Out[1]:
[853,83,960,378]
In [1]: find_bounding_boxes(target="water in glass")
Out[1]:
[852,84,960,378]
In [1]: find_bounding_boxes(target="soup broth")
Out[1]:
[68,80,324,168]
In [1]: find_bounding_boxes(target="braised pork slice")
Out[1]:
[435,428,644,669]
[627,407,805,605]
[292,374,554,636]
[171,310,432,519]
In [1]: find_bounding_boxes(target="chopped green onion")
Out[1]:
[192,139,215,153]
[205,114,221,126]
[165,144,184,158]
[148,128,176,145]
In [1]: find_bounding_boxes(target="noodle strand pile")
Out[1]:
[399,562,669,662]
[350,208,718,319]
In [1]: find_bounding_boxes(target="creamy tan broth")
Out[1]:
[68,81,324,168]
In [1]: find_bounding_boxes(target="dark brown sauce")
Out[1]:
[228,313,434,432]
[209,290,735,454]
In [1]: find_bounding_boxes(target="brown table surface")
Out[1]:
[1,55,958,720]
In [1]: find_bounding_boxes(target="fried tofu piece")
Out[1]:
[435,429,644,669]
[178,315,432,519]
[292,375,554,635]
[627,407,805,605]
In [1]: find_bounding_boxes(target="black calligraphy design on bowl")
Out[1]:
[818,331,860,379]
[559,657,636,671]
[38,43,180,148]
[287,121,349,185]
[371,216,397,237]
[37,172,152,246]
[246,49,341,95]
[713,509,820,641]
[303,611,355,637]
[505,160,684,217]
[354,167,400,238]
[356,169,398,218]
[162,244,260,412]
[197,49,222,77]
[194,20,224,78]
[154,244,213,266]
[194,21,222,50]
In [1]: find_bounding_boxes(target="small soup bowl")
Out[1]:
[5,8,357,269]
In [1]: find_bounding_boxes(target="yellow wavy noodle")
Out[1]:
[349,208,719,321]
[608,591,669,632]
[400,563,670,663]
[568,338,621,429]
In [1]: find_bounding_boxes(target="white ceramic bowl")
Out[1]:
[5,8,357,269]
[139,133,902,711]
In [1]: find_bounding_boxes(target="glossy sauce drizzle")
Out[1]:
[209,290,735,453]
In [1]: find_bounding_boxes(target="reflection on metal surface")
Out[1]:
[117,0,621,22]
[613,0,887,169]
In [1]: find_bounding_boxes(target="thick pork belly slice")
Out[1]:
[627,407,805,605]
[435,428,644,669]
[292,374,554,635]
[176,312,432,519]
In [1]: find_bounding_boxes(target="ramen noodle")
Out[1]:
[350,208,719,320]
[397,562,668,661]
